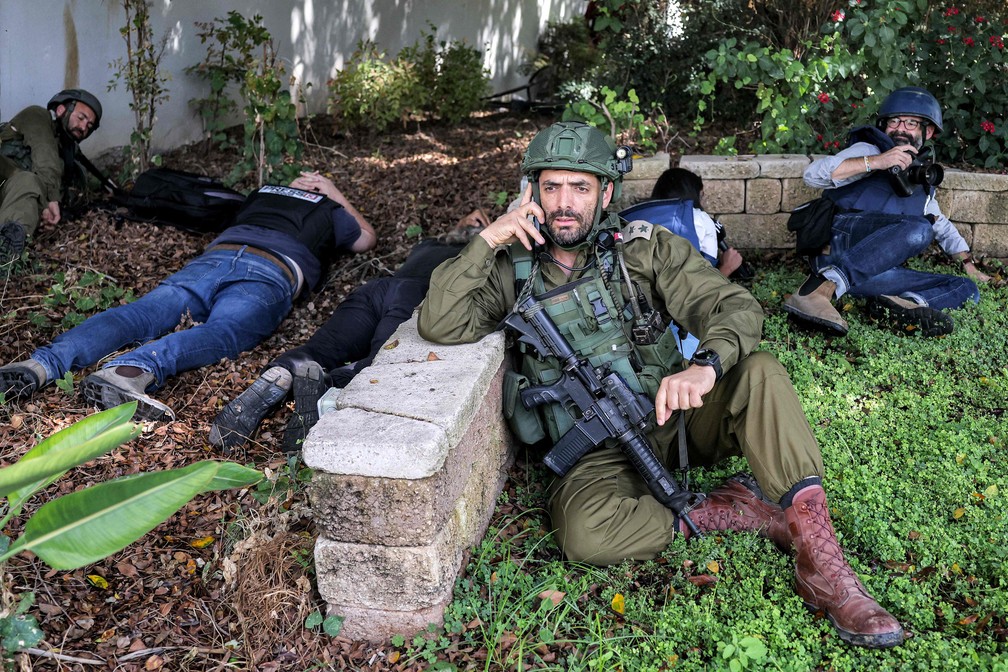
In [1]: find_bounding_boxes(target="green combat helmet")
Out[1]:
[47,89,103,139]
[520,121,632,249]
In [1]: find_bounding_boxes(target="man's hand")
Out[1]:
[458,208,490,229]
[655,365,717,426]
[718,247,743,278]
[961,255,991,282]
[478,184,546,250]
[41,201,61,225]
[872,144,919,172]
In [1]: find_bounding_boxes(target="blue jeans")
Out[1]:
[32,248,294,387]
[816,212,979,310]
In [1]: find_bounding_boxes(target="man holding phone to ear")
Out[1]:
[418,121,906,649]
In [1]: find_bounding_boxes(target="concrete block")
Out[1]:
[628,152,670,180]
[680,155,760,179]
[974,223,1008,257]
[941,169,1008,192]
[718,213,793,249]
[781,179,821,211]
[309,365,513,545]
[946,190,1008,224]
[704,179,745,214]
[745,178,782,215]
[612,179,656,211]
[755,154,810,179]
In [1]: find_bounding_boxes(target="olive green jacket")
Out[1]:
[417,220,764,376]
[1,106,64,203]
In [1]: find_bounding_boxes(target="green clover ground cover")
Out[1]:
[404,258,1007,671]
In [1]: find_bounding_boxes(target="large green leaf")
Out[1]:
[203,462,263,492]
[0,403,140,502]
[4,460,223,569]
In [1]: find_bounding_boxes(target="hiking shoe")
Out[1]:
[783,276,848,335]
[864,295,953,337]
[80,367,175,421]
[0,359,48,401]
[209,366,293,450]
[0,221,27,267]
[282,360,326,453]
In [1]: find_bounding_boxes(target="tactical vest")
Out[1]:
[826,125,932,216]
[0,122,34,172]
[503,221,682,445]
[236,185,343,259]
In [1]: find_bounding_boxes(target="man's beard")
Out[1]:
[889,130,922,149]
[545,204,596,247]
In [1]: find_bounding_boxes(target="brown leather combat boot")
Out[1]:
[786,484,904,648]
[783,275,849,335]
[680,474,791,551]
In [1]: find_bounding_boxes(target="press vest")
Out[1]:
[506,220,682,444]
[825,125,932,216]
[235,185,343,261]
[619,199,718,265]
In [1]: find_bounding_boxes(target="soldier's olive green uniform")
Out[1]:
[418,221,824,565]
[0,106,65,237]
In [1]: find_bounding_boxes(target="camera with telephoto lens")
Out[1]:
[888,145,944,197]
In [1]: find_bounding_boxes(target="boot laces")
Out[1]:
[801,499,859,582]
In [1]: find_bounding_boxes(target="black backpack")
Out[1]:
[112,168,247,233]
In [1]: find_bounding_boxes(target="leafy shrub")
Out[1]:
[697,0,1007,166]
[328,32,489,132]
[402,26,490,124]
[327,40,419,132]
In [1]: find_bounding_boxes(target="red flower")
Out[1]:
[975,16,985,23]
[948,25,957,33]
[817,92,831,104]
[833,141,841,148]
[817,134,824,141]
[831,9,845,21]
[936,38,946,45]
[981,120,995,133]
[990,35,1005,49]
[964,36,975,47]
[944,7,960,16]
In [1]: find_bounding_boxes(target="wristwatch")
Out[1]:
[690,349,723,383]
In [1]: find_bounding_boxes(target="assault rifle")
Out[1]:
[503,295,705,535]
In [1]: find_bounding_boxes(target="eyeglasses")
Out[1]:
[885,117,925,131]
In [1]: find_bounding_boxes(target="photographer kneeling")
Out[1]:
[783,86,988,337]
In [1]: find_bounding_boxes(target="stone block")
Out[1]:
[781,179,821,211]
[628,152,670,180]
[974,223,1008,257]
[755,154,810,179]
[612,179,657,211]
[309,364,513,545]
[745,178,782,215]
[718,213,793,249]
[941,169,1008,192]
[704,179,745,214]
[680,155,760,179]
[946,190,1008,224]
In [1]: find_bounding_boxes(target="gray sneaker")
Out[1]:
[0,359,48,401]
[209,366,293,450]
[864,295,954,337]
[0,221,26,267]
[80,367,175,421]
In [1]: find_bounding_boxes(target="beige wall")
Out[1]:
[0,0,582,156]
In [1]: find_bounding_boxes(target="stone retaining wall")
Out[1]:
[615,153,1008,257]
[303,316,513,640]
